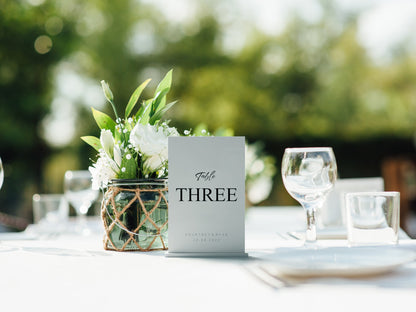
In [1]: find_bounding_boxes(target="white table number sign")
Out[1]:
[167,136,247,257]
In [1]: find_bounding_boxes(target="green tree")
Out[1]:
[0,0,77,219]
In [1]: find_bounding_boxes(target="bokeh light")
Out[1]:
[45,16,64,36]
[34,35,52,54]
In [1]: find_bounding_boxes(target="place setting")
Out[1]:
[165,141,416,282]
[248,147,416,285]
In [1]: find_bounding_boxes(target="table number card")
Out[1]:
[166,136,247,257]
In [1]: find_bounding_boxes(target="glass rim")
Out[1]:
[284,147,334,152]
[109,178,167,186]
[33,193,64,201]
[346,191,400,197]
[65,170,92,177]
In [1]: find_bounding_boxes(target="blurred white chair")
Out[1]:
[318,177,384,228]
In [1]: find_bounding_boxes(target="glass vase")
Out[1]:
[101,179,168,251]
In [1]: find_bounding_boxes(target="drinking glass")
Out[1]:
[0,157,9,251]
[0,157,3,190]
[32,194,69,225]
[346,192,400,245]
[64,170,98,234]
[281,147,337,246]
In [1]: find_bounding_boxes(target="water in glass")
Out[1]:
[281,147,337,246]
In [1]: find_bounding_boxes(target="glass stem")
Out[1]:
[77,212,90,236]
[304,206,317,245]
[78,212,87,224]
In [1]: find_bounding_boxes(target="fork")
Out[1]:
[277,232,300,240]
[244,264,296,289]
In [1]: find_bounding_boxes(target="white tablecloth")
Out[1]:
[1,207,415,312]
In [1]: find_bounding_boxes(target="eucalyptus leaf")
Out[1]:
[92,108,116,133]
[125,78,151,119]
[81,136,102,152]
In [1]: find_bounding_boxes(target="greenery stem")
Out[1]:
[109,100,120,121]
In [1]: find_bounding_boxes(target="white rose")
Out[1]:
[130,123,179,176]
[144,154,164,172]
[130,124,168,157]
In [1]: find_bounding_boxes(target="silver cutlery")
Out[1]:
[244,264,297,289]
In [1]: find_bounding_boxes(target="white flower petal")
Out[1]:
[100,129,114,158]
[130,124,168,156]
[113,144,122,167]
[89,152,118,189]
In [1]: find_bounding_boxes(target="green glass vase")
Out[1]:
[101,179,168,251]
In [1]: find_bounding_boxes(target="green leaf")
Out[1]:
[125,78,151,119]
[137,100,152,125]
[118,154,137,179]
[81,136,102,152]
[155,69,172,96]
[149,100,177,124]
[135,101,146,120]
[92,108,116,134]
[154,69,172,110]
[150,88,169,117]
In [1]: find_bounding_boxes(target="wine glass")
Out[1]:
[0,157,3,191]
[64,170,98,234]
[281,147,337,246]
[0,157,10,251]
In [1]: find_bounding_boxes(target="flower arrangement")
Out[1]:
[245,142,276,205]
[81,70,180,189]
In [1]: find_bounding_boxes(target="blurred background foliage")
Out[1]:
[1,0,416,221]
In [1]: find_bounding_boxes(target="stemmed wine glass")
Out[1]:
[0,157,3,191]
[0,157,9,251]
[64,170,98,234]
[281,147,337,246]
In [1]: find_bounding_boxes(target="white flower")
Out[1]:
[100,129,114,158]
[245,142,276,204]
[99,129,122,168]
[247,176,273,204]
[144,154,164,172]
[130,124,168,159]
[130,123,179,176]
[113,144,122,167]
[89,152,118,190]
[100,80,114,102]
[163,124,180,137]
